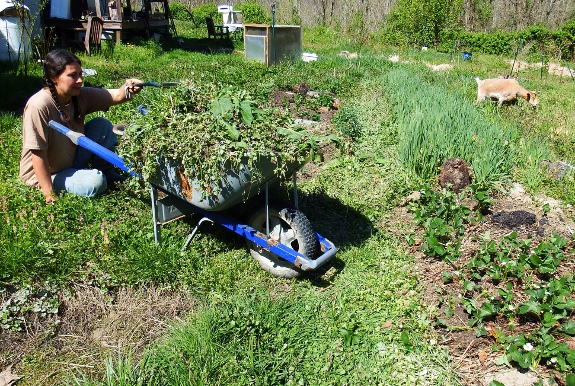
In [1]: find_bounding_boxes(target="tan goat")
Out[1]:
[475,77,538,107]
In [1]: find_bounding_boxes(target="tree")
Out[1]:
[387,0,463,48]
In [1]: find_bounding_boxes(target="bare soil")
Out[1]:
[270,87,342,182]
[389,183,575,385]
[0,285,196,384]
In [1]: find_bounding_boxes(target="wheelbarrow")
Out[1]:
[48,120,337,278]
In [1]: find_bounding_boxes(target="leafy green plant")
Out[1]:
[331,107,362,140]
[408,184,481,263]
[1,282,60,331]
[119,84,339,197]
[461,230,575,371]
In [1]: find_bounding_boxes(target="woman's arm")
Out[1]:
[31,149,57,203]
[109,78,144,105]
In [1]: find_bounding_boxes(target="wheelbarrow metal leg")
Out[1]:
[151,186,161,245]
[182,217,214,251]
[265,182,269,238]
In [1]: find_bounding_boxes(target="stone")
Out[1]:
[293,82,310,95]
[484,369,549,386]
[438,158,471,192]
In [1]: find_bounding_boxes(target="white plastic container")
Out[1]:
[0,1,31,61]
[50,0,70,19]
[302,52,318,62]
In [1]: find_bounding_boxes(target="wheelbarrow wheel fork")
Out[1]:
[246,201,318,278]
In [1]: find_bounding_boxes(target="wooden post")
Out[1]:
[94,0,102,17]
[116,0,122,21]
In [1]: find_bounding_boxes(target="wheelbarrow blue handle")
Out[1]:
[48,120,138,177]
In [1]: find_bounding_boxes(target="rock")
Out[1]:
[338,50,358,59]
[400,191,421,206]
[463,198,479,211]
[566,337,575,350]
[484,369,548,386]
[293,82,310,95]
[438,158,471,192]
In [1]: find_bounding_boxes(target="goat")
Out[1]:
[475,77,538,107]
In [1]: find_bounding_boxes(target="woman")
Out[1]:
[19,49,143,204]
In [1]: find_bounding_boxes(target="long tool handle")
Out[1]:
[134,81,160,88]
[133,81,179,88]
[48,120,138,176]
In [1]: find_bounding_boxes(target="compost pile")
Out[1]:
[118,84,339,195]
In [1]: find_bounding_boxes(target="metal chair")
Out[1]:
[84,16,103,55]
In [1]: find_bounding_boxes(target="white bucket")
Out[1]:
[0,3,32,62]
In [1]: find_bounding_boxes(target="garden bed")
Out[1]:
[393,184,575,385]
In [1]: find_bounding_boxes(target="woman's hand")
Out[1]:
[31,150,58,205]
[45,192,58,204]
[124,78,144,99]
[112,78,144,104]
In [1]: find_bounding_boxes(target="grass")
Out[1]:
[1,21,575,385]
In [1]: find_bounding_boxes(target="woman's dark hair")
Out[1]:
[43,49,82,122]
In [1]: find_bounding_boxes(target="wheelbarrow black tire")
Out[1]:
[246,202,318,278]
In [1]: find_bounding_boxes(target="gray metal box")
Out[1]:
[244,24,302,67]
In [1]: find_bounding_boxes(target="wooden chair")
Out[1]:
[84,16,104,55]
[205,17,229,39]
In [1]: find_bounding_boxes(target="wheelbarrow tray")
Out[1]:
[150,155,302,211]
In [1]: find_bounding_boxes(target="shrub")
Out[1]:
[169,2,192,21]
[437,22,575,59]
[438,29,516,55]
[236,2,270,25]
[190,3,218,28]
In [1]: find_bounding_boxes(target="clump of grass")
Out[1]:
[384,68,516,186]
[332,106,363,140]
[76,286,458,386]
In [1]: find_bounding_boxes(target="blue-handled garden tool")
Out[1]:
[125,81,180,98]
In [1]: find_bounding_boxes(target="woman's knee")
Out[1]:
[53,169,107,197]
[84,117,116,147]
[82,171,108,197]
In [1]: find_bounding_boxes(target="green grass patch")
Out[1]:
[3,28,575,385]
[383,67,516,185]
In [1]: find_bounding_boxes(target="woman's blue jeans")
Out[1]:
[51,117,117,198]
